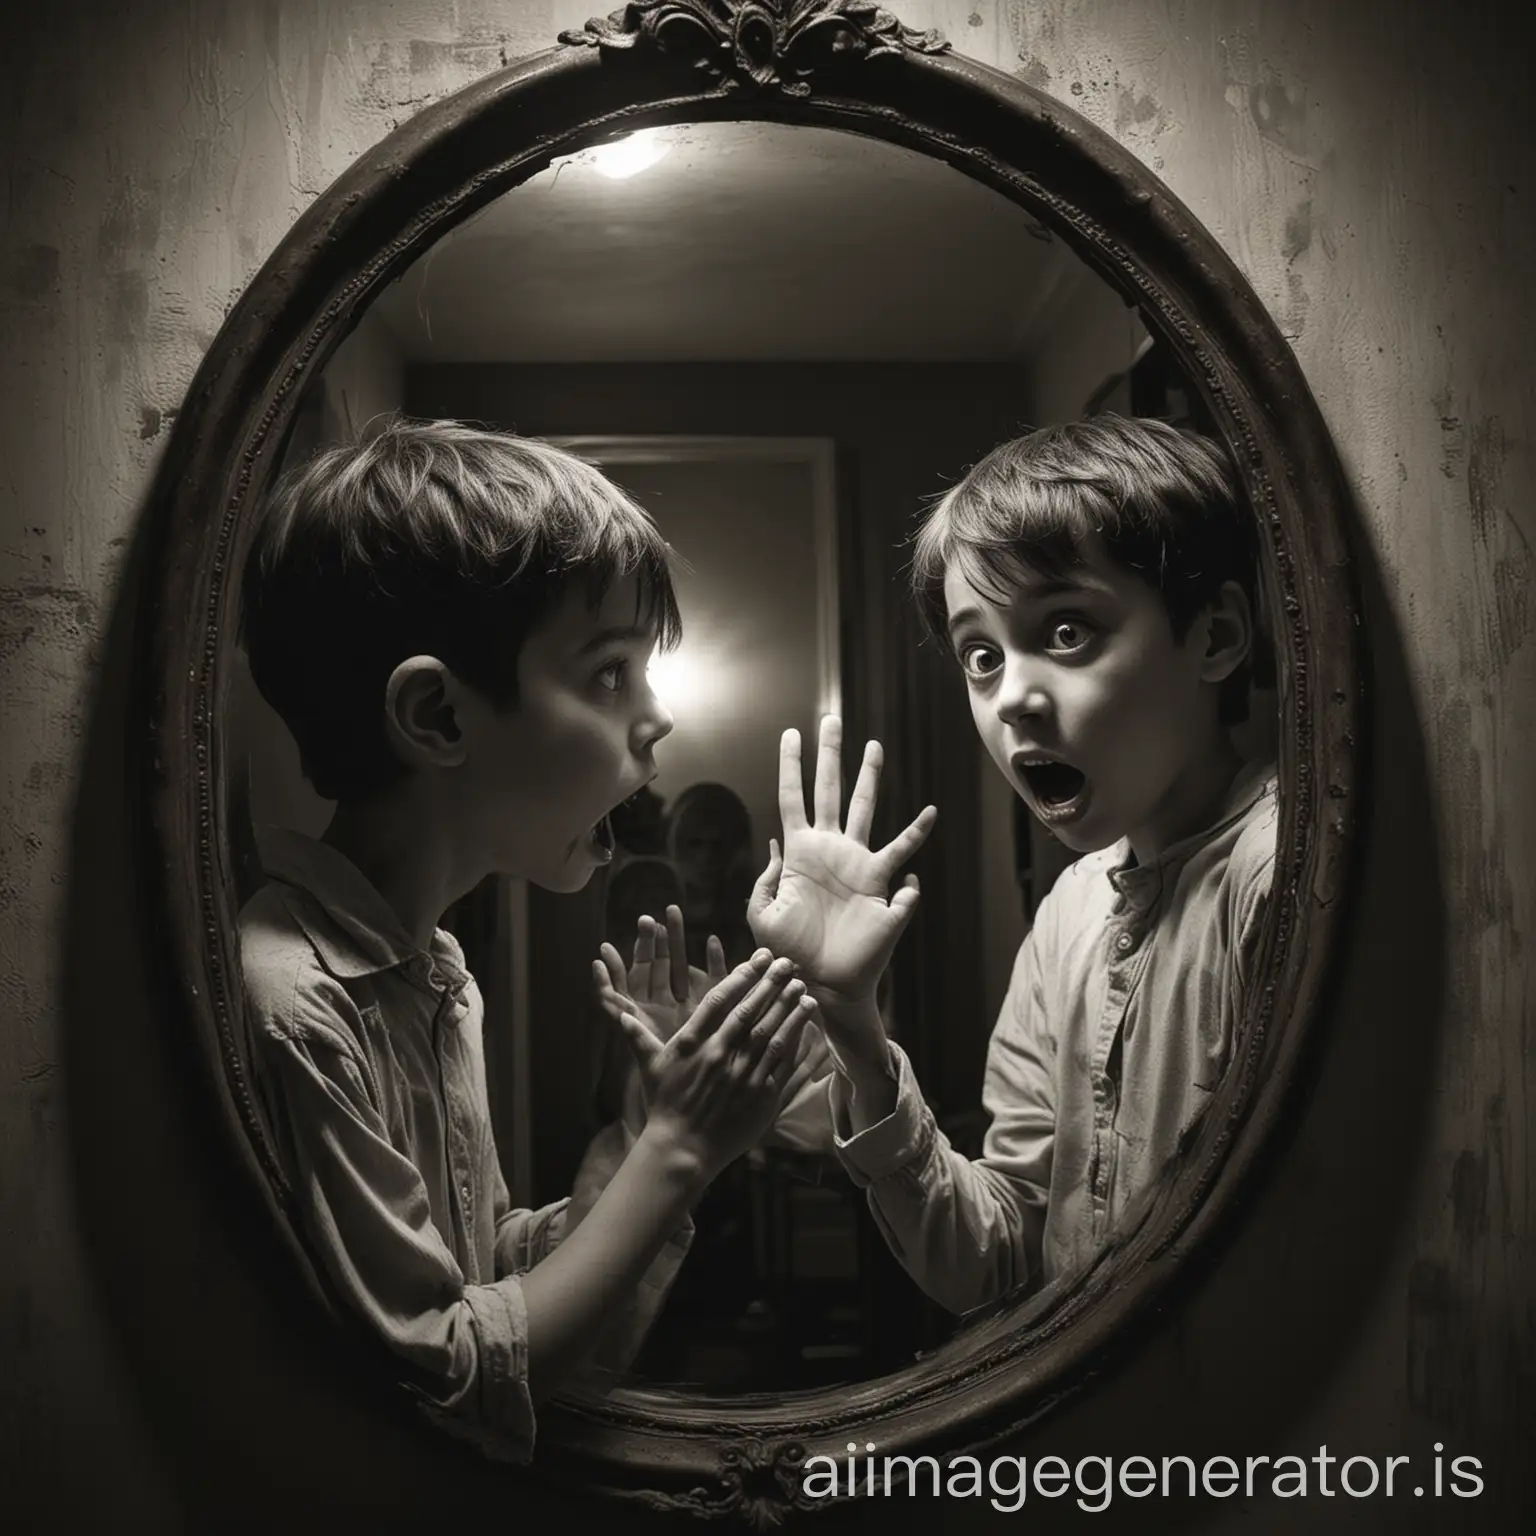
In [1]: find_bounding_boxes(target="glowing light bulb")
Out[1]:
[591,129,671,180]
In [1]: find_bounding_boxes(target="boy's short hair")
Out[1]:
[910,415,1266,723]
[240,416,682,802]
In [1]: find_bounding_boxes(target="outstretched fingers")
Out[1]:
[777,728,809,834]
[885,872,922,930]
[598,943,628,998]
[592,958,625,1023]
[844,738,883,845]
[716,958,799,1051]
[664,905,690,1002]
[872,803,938,884]
[648,918,678,1002]
[750,995,817,1093]
[613,1008,662,1070]
[705,933,727,982]
[682,944,727,1021]
[631,913,657,973]
[812,714,843,830]
[673,950,775,1050]
[629,913,669,1002]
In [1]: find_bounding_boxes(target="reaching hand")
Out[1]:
[748,715,937,1008]
[596,905,726,1047]
[604,951,819,1180]
[593,906,828,1119]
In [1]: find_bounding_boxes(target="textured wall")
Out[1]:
[2,0,1530,1529]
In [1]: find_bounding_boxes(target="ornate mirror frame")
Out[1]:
[143,2,1361,1524]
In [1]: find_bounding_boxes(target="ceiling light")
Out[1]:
[592,129,670,180]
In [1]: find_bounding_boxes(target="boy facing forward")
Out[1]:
[749,416,1275,1312]
[238,420,819,1457]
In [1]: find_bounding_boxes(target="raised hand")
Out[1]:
[596,906,726,1046]
[610,951,820,1180]
[748,716,936,1009]
[593,906,827,1121]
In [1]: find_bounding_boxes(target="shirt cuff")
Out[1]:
[830,1042,936,1186]
[417,1279,536,1463]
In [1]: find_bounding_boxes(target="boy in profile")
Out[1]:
[238,419,820,1458]
[748,416,1275,1311]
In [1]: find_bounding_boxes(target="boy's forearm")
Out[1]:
[819,997,900,1134]
[519,1127,705,1398]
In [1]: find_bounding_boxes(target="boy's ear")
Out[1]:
[1195,580,1253,685]
[382,656,469,769]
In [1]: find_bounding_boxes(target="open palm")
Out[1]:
[599,906,726,1044]
[593,904,832,1124]
[749,717,936,1005]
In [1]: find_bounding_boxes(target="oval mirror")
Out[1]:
[146,5,1360,1521]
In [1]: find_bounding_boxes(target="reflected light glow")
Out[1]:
[646,646,712,715]
[592,129,671,180]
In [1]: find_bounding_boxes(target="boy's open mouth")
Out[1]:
[589,813,616,863]
[1016,756,1090,823]
[585,784,652,864]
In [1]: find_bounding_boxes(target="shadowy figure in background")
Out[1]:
[667,782,757,969]
[604,858,684,951]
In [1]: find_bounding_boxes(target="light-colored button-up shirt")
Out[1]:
[238,830,689,1461]
[830,761,1278,1315]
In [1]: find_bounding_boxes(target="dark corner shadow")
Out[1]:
[58,471,622,1530]
[807,495,1449,1536]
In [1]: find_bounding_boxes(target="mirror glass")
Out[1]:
[228,120,1280,1400]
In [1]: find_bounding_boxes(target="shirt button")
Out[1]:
[461,1184,471,1202]
[1115,931,1134,953]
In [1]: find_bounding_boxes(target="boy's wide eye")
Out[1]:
[958,642,1002,679]
[596,658,628,692]
[1046,619,1094,655]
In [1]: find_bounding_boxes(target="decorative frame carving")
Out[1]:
[141,3,1362,1523]
[559,0,950,95]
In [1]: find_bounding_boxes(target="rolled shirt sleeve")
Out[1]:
[260,1025,542,1459]
[829,766,1280,1315]
[830,935,1054,1315]
[490,1180,568,1279]
[240,832,703,1461]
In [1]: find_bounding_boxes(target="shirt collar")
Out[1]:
[1107,757,1277,901]
[254,825,470,989]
